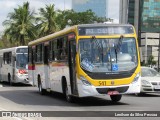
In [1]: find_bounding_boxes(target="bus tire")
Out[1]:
[8,74,12,86]
[64,83,74,103]
[38,77,46,95]
[110,95,122,102]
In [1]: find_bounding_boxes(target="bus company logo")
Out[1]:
[2,112,11,117]
[111,81,114,85]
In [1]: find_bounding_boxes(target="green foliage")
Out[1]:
[141,55,157,67]
[3,2,37,46]
[147,55,156,65]
[36,4,59,37]
[56,9,110,30]
[2,2,112,47]
[0,36,13,48]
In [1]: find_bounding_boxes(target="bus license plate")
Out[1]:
[108,91,119,95]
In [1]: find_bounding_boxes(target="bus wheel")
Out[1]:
[110,95,122,102]
[65,84,74,103]
[38,78,46,95]
[8,74,12,86]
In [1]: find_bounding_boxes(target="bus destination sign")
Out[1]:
[78,26,134,35]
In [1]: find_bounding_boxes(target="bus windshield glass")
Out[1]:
[79,37,138,72]
[16,54,28,69]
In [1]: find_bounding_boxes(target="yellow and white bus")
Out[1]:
[28,24,141,102]
[0,46,30,85]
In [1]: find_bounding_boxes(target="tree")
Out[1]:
[95,17,113,23]
[56,9,112,30]
[36,4,58,37]
[148,55,156,66]
[3,2,36,45]
[55,10,74,30]
[0,35,12,48]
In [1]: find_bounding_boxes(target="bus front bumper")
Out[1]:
[15,75,32,85]
[77,78,141,97]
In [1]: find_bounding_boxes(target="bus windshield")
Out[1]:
[16,54,28,69]
[79,37,138,72]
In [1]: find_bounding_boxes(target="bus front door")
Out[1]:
[69,40,78,95]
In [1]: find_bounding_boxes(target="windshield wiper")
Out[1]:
[91,36,103,64]
[115,49,118,63]
[114,35,124,63]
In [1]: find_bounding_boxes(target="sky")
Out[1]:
[0,0,119,34]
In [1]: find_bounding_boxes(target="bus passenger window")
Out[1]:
[49,42,52,61]
[60,37,68,61]
[57,38,63,60]
[52,40,57,61]
[36,44,43,63]
[3,52,11,64]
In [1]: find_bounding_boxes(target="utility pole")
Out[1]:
[158,33,160,72]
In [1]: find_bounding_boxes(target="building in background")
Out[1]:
[119,0,140,37]
[72,0,108,18]
[119,0,160,65]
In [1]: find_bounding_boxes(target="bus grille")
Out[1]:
[96,86,129,94]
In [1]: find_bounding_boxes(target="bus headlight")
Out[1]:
[80,75,92,86]
[17,73,23,77]
[132,73,140,83]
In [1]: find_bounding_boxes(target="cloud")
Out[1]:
[0,0,17,9]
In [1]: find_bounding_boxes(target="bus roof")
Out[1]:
[0,46,28,56]
[28,25,78,46]
[78,23,133,27]
[28,23,134,46]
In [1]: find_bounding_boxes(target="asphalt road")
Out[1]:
[0,82,160,120]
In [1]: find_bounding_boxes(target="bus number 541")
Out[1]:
[99,81,106,86]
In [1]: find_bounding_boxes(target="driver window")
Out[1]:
[80,41,91,62]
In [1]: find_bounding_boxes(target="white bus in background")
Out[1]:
[0,46,31,85]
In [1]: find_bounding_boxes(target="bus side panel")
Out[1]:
[43,64,50,89]
[1,64,12,82]
[35,64,45,88]
[50,62,70,94]
[28,67,35,86]
[35,65,51,89]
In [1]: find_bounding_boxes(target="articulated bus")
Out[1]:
[28,24,141,102]
[0,46,30,85]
